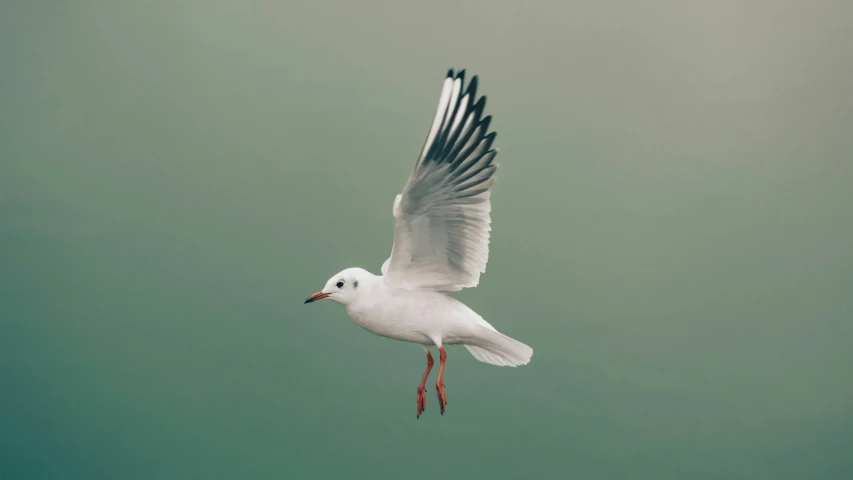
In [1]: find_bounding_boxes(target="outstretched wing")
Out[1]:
[382,69,499,292]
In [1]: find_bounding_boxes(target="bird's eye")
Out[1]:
[336,281,344,289]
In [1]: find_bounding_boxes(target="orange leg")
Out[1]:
[436,347,448,415]
[416,350,434,418]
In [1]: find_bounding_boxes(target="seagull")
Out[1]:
[304,69,532,418]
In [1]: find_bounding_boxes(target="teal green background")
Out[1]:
[2,1,852,478]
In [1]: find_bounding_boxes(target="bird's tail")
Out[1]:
[464,327,533,367]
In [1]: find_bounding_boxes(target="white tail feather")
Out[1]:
[465,328,533,367]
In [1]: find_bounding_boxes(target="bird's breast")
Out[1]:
[344,294,433,344]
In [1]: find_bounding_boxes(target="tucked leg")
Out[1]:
[416,346,434,419]
[436,347,447,415]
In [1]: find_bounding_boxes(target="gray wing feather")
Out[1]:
[383,70,499,291]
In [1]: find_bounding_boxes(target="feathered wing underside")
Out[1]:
[383,69,499,292]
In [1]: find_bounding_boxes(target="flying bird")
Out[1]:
[305,69,532,418]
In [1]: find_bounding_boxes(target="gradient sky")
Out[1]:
[2,1,852,478]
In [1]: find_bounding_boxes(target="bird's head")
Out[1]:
[304,267,374,306]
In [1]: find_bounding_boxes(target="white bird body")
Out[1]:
[343,271,474,346]
[305,69,532,416]
[327,268,532,367]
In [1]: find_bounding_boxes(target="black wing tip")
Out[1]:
[444,68,480,101]
[474,94,487,111]
[447,68,476,93]
[447,68,467,78]
[480,115,493,129]
[481,130,498,152]
[467,75,479,97]
[472,96,486,115]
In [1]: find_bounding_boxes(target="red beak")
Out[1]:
[304,291,330,304]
